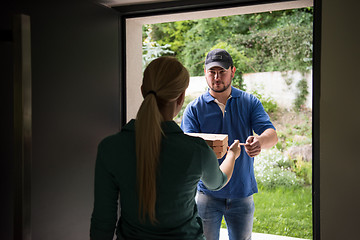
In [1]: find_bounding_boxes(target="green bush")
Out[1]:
[293,157,312,185]
[142,27,174,71]
[147,8,313,76]
[254,149,304,189]
[251,90,278,114]
[274,109,312,151]
[294,78,309,112]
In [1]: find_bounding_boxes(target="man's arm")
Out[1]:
[181,104,200,133]
[244,128,278,158]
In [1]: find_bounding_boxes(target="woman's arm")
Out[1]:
[219,140,241,185]
[90,143,119,240]
[201,140,241,190]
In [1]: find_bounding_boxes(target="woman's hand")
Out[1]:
[220,140,241,185]
[228,140,241,159]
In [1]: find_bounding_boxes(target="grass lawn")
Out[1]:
[221,186,312,239]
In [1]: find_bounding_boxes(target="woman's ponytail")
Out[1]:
[135,57,189,224]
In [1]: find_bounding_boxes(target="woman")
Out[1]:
[90,57,241,240]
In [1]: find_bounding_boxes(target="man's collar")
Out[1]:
[203,91,215,103]
[204,86,241,103]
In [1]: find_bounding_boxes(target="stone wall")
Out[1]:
[188,70,313,110]
[243,70,312,110]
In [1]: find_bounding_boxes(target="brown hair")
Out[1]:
[135,57,189,224]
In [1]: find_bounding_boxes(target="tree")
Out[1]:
[142,27,174,70]
[145,7,313,76]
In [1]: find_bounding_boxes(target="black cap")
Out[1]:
[205,49,233,70]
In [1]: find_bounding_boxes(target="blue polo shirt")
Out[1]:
[181,86,275,198]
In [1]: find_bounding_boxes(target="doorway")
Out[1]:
[120,0,318,239]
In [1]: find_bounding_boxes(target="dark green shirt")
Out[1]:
[90,120,227,240]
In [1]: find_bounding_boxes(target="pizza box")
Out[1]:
[186,133,228,158]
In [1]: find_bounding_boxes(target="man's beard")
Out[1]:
[209,81,232,93]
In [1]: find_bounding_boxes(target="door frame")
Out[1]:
[116,0,321,239]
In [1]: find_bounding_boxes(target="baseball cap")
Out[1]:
[205,49,233,70]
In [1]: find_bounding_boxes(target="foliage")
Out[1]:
[273,109,312,151]
[250,90,278,114]
[294,78,310,112]
[293,157,312,185]
[148,21,195,56]
[142,27,174,71]
[147,7,313,76]
[231,24,313,73]
[254,148,304,189]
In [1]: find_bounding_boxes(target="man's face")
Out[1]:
[205,66,235,93]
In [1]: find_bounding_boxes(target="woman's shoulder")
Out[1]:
[99,120,135,147]
[97,132,122,150]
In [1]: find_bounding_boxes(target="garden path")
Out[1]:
[219,228,309,240]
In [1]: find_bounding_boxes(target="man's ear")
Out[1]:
[231,66,236,78]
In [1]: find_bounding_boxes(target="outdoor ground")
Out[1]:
[269,108,312,136]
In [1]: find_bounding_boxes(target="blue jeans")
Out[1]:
[196,191,255,240]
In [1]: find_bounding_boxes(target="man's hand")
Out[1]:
[244,129,278,158]
[244,136,262,158]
